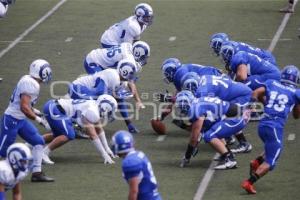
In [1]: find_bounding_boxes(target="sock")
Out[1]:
[118,99,129,120]
[98,131,110,152]
[185,144,194,159]
[248,173,260,184]
[235,131,247,144]
[255,156,265,164]
[91,138,106,157]
[32,145,43,173]
[43,146,51,156]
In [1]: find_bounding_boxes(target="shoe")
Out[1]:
[279,4,294,13]
[214,153,237,170]
[225,136,236,145]
[249,160,260,176]
[180,157,190,168]
[241,180,256,194]
[128,123,140,134]
[231,142,252,154]
[31,172,55,182]
[42,152,54,165]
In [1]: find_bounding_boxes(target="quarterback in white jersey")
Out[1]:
[100,3,153,48]
[41,95,118,165]
[0,143,32,200]
[0,0,14,18]
[0,59,54,182]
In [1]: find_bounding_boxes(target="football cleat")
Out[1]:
[180,157,190,168]
[214,154,237,170]
[231,142,252,154]
[241,180,257,194]
[31,172,55,182]
[279,4,294,13]
[128,123,140,134]
[249,160,260,176]
[225,136,236,145]
[42,152,54,165]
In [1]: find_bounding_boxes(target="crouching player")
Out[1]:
[111,130,162,200]
[175,91,250,169]
[242,65,300,194]
[0,143,32,200]
[41,94,118,165]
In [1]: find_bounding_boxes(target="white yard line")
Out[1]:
[287,133,296,141]
[0,40,33,43]
[258,38,292,41]
[0,0,68,59]
[194,1,298,199]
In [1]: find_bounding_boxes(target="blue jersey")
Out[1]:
[262,80,299,127]
[173,64,222,91]
[189,97,230,132]
[233,42,276,64]
[230,51,280,77]
[122,151,160,200]
[195,75,252,106]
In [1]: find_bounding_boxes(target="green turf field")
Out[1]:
[0,0,299,200]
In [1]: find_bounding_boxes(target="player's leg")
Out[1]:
[0,115,19,157]
[280,0,294,13]
[0,2,8,18]
[18,120,54,182]
[242,124,283,194]
[117,98,139,133]
[42,100,75,164]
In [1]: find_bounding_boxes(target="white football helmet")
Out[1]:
[134,3,153,25]
[133,41,150,66]
[97,94,118,123]
[6,143,33,172]
[29,59,52,83]
[117,59,139,81]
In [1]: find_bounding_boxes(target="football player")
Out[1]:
[100,3,153,48]
[111,130,162,200]
[41,94,118,165]
[241,65,300,194]
[0,143,32,200]
[220,42,281,90]
[69,61,140,133]
[175,91,250,169]
[0,0,14,18]
[182,74,253,153]
[0,59,53,182]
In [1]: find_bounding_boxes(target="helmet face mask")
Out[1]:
[210,33,229,56]
[175,91,195,117]
[135,3,154,26]
[133,41,150,66]
[161,58,181,84]
[280,65,300,87]
[7,143,33,173]
[97,95,118,124]
[117,59,137,81]
[220,42,235,66]
[111,131,134,155]
[29,59,52,83]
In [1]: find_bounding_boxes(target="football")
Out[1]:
[151,119,167,135]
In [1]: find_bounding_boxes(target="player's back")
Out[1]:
[230,51,279,75]
[196,75,252,103]
[122,151,160,200]
[0,160,28,190]
[101,16,145,46]
[5,75,40,120]
[262,80,299,127]
[189,96,230,131]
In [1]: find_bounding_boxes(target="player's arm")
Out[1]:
[293,104,300,119]
[12,183,21,200]
[20,94,36,120]
[252,87,266,104]
[236,64,248,82]
[128,176,140,200]
[128,82,144,109]
[0,183,5,200]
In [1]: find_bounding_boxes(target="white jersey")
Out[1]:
[0,2,8,18]
[100,16,147,46]
[72,69,121,95]
[5,75,40,120]
[57,99,100,127]
[0,160,28,190]
[86,43,134,69]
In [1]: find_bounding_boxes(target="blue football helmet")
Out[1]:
[281,65,300,87]
[220,41,236,66]
[135,3,154,26]
[6,143,33,172]
[175,90,195,116]
[161,58,181,84]
[181,72,201,94]
[111,130,134,155]
[133,41,150,66]
[210,33,229,56]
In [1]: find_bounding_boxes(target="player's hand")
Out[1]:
[106,148,118,159]
[136,101,145,110]
[32,108,43,117]
[103,154,115,164]
[36,116,51,131]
